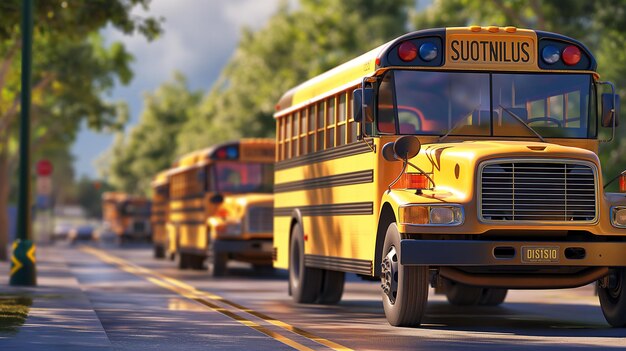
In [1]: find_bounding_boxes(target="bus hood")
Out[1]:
[404,140,600,202]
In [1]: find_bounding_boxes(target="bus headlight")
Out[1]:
[611,207,626,228]
[217,223,242,236]
[399,205,464,226]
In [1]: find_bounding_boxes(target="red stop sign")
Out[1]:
[36,159,53,176]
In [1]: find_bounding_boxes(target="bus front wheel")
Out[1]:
[289,223,322,303]
[599,268,626,327]
[381,223,428,327]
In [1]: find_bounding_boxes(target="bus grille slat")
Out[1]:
[480,161,597,222]
[246,206,274,233]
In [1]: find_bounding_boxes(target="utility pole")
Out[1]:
[10,0,36,286]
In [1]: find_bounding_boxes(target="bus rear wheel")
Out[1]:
[289,223,322,303]
[318,270,345,304]
[178,253,190,270]
[154,245,165,259]
[444,279,483,306]
[599,268,626,327]
[479,288,508,306]
[381,223,428,327]
[208,243,227,277]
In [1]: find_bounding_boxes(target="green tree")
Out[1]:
[0,0,162,260]
[102,72,202,195]
[177,0,414,154]
[413,0,626,186]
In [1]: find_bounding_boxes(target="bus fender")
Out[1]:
[374,202,397,277]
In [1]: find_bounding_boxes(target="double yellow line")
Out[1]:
[81,246,352,351]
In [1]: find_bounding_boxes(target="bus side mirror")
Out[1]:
[210,194,224,204]
[352,88,374,123]
[382,142,397,161]
[602,93,620,128]
[393,136,421,160]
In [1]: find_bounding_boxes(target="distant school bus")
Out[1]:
[166,139,275,276]
[272,26,626,327]
[151,170,170,258]
[102,192,152,243]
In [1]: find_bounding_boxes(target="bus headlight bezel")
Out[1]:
[216,222,243,236]
[399,205,464,226]
[611,206,626,228]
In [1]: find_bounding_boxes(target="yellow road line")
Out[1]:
[81,246,352,351]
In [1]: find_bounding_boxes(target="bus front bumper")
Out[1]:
[400,240,626,266]
[214,239,273,256]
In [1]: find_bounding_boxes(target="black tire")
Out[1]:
[208,244,227,277]
[154,245,165,259]
[444,279,483,306]
[479,288,508,306]
[381,223,429,327]
[190,254,206,270]
[599,268,626,327]
[289,223,322,303]
[253,264,275,275]
[318,270,345,304]
[178,253,190,270]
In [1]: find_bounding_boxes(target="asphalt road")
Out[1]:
[63,243,626,351]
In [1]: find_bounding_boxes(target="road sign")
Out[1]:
[36,176,52,196]
[36,159,53,176]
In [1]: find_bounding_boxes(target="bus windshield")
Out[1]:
[377,70,595,139]
[213,162,274,193]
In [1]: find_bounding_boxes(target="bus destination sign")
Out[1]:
[446,34,536,69]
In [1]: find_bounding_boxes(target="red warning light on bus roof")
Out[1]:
[562,45,581,66]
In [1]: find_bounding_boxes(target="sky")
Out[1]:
[72,0,282,178]
[73,0,427,179]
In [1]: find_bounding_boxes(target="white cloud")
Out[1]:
[74,0,281,178]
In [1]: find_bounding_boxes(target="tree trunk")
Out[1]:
[0,151,10,261]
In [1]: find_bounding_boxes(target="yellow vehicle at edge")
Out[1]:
[166,139,275,276]
[151,169,170,258]
[272,26,626,327]
[102,192,152,243]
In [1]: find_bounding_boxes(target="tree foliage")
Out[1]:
[0,0,162,260]
[176,0,414,154]
[103,73,202,195]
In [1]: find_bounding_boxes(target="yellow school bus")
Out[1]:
[273,26,626,327]
[102,192,152,243]
[166,139,275,276]
[151,170,170,258]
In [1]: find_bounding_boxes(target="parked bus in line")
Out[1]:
[102,192,152,244]
[151,170,170,258]
[166,139,275,276]
[272,26,626,327]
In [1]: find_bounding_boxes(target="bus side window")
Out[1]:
[326,97,335,148]
[316,101,325,151]
[378,73,396,133]
[337,93,347,145]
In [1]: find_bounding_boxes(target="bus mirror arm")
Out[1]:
[210,194,224,204]
[599,81,619,143]
[384,136,435,192]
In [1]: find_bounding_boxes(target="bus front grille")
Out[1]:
[246,206,274,233]
[479,160,597,223]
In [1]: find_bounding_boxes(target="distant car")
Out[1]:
[52,222,73,241]
[68,225,97,244]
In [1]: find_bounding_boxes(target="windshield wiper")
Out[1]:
[499,105,545,142]
[438,104,481,142]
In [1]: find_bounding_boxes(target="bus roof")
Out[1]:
[151,169,170,188]
[172,138,275,172]
[275,26,597,115]
[102,191,149,203]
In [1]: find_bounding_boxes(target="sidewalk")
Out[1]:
[0,245,113,350]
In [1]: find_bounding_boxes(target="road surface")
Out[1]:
[59,244,626,350]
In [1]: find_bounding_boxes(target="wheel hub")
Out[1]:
[381,246,399,304]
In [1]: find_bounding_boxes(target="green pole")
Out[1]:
[10,0,36,286]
